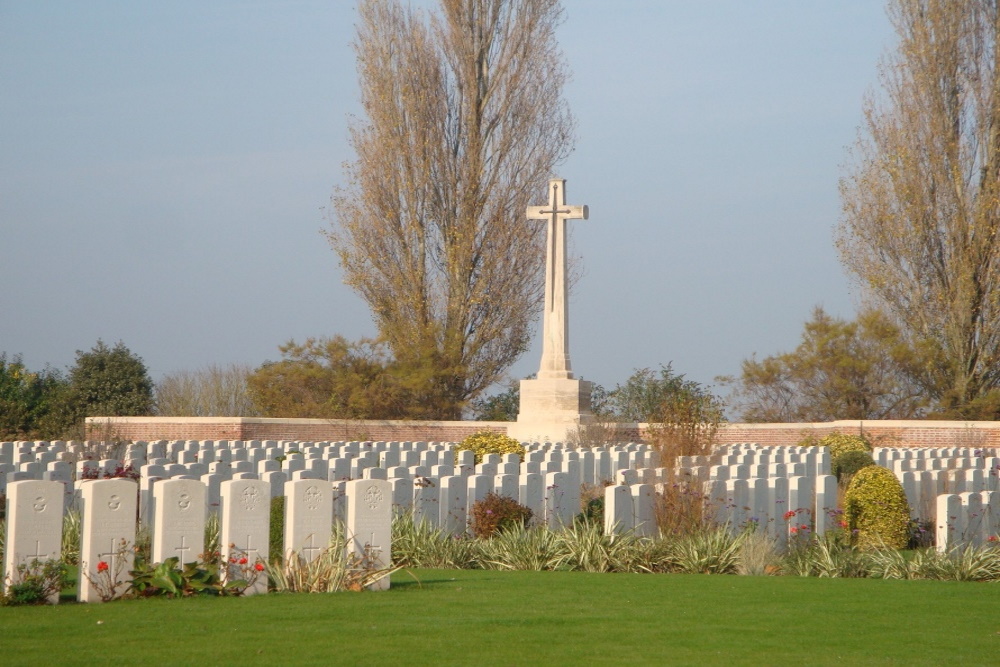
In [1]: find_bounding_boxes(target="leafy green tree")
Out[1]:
[67,340,154,419]
[725,308,927,422]
[604,365,724,459]
[469,379,521,421]
[605,365,721,422]
[0,354,68,439]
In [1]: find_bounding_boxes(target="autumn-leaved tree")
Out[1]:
[247,336,447,420]
[725,308,928,422]
[329,0,574,419]
[838,0,1000,417]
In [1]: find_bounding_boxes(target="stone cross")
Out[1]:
[526,178,588,379]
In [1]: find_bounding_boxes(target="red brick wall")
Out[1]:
[85,417,507,443]
[709,420,1000,448]
[86,416,1000,448]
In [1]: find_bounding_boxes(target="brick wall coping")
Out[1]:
[86,416,510,429]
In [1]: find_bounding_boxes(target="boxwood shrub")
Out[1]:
[844,465,910,550]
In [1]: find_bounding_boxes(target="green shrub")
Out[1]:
[269,496,284,563]
[456,430,524,464]
[832,450,876,481]
[577,496,604,526]
[469,492,532,538]
[818,432,872,459]
[844,466,910,550]
[0,559,70,606]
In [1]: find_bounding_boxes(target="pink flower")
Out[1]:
[783,511,796,520]
[789,527,799,535]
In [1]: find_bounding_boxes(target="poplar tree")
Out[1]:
[329,0,574,418]
[838,0,1000,416]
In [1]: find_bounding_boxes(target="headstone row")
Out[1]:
[2,476,391,603]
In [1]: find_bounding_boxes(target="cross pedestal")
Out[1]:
[508,178,595,444]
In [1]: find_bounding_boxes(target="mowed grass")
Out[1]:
[2,570,998,665]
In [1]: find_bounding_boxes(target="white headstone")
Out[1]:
[284,478,333,563]
[345,479,392,591]
[152,478,206,564]
[3,480,65,603]
[220,478,270,595]
[79,479,137,603]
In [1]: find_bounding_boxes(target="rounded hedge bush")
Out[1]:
[832,450,876,481]
[818,432,872,459]
[456,430,525,464]
[469,492,533,538]
[844,465,910,550]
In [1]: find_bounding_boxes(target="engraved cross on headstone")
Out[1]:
[242,534,259,562]
[26,539,48,561]
[302,534,323,562]
[98,538,121,574]
[367,532,382,560]
[526,178,589,379]
[175,535,192,562]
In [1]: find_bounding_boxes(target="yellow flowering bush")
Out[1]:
[456,430,524,464]
[844,465,910,550]
[818,432,872,458]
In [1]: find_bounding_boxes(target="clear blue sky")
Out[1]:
[0,1,893,402]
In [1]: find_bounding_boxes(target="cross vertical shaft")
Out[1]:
[526,178,589,379]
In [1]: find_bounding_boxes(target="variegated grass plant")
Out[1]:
[665,525,747,575]
[552,521,662,573]
[267,544,399,593]
[478,523,561,571]
[391,511,480,569]
[61,510,81,565]
[736,528,781,576]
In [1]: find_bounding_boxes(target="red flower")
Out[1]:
[989,535,999,543]
[254,563,265,572]
[789,526,799,535]
[838,520,849,529]
[97,561,109,572]
[239,557,248,565]
[783,511,796,520]
[800,524,810,531]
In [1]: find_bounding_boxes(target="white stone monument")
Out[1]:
[508,178,595,443]
[3,480,65,603]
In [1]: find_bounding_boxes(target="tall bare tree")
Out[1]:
[328,0,574,419]
[838,0,1000,415]
[155,363,259,417]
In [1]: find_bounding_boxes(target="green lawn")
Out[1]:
[2,570,998,665]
